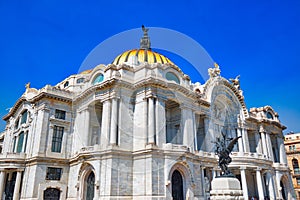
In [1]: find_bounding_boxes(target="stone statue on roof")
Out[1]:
[208,63,221,78]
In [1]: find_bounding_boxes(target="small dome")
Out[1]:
[112,49,174,65]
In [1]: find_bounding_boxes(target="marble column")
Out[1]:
[204,117,212,152]
[101,100,111,146]
[110,98,118,145]
[13,170,22,200]
[240,167,248,200]
[0,170,5,200]
[256,168,265,200]
[148,97,155,144]
[237,128,244,153]
[275,171,283,199]
[260,127,268,157]
[266,171,276,200]
[255,131,262,154]
[182,107,194,151]
[242,128,250,152]
[212,169,217,179]
[277,136,287,164]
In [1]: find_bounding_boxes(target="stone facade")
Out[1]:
[284,132,300,199]
[0,29,296,200]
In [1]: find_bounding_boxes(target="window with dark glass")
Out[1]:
[51,126,64,153]
[64,81,69,88]
[46,167,62,180]
[293,159,300,174]
[15,118,19,129]
[55,109,66,120]
[166,72,180,84]
[13,136,17,152]
[297,178,300,185]
[20,110,28,124]
[44,188,60,200]
[16,132,24,153]
[76,78,85,84]
[266,112,274,119]
[92,74,104,85]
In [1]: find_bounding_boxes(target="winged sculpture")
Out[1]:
[214,132,242,176]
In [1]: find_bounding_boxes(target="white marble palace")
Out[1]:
[0,27,295,200]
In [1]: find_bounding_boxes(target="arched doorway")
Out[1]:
[43,188,60,200]
[172,170,184,200]
[85,171,95,200]
[280,181,287,200]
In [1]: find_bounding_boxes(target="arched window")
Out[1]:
[76,78,85,84]
[293,158,300,174]
[63,81,69,88]
[43,188,60,200]
[85,171,95,200]
[172,170,184,200]
[92,74,104,85]
[266,112,274,119]
[166,72,180,84]
[20,110,28,124]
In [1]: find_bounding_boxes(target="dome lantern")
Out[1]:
[112,26,174,66]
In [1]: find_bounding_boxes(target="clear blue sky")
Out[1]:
[0,1,299,133]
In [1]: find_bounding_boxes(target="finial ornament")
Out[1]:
[229,75,240,90]
[25,82,31,89]
[140,25,151,50]
[208,62,221,78]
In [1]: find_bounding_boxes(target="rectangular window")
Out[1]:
[46,167,62,180]
[297,178,300,185]
[20,111,28,124]
[16,132,24,153]
[13,136,17,152]
[55,109,66,120]
[15,118,19,129]
[51,126,64,153]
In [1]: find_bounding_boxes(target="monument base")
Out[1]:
[210,177,244,200]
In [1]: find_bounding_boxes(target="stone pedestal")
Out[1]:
[210,177,244,200]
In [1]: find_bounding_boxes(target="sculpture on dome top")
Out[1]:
[140,25,151,50]
[208,63,221,78]
[213,131,241,177]
[142,25,149,36]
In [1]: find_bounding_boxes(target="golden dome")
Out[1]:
[112,49,174,65]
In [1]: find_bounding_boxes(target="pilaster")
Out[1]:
[110,98,118,145]
[148,97,155,144]
[156,98,166,147]
[100,99,111,147]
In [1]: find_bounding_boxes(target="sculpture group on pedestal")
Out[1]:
[213,131,241,177]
